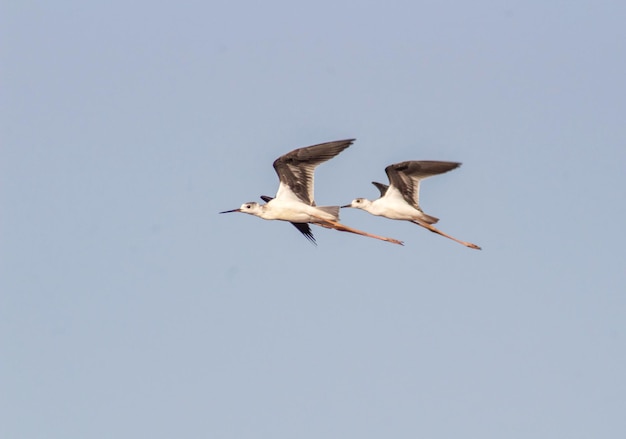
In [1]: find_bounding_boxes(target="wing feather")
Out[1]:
[371,181,389,197]
[385,161,461,208]
[273,139,354,205]
[290,222,317,245]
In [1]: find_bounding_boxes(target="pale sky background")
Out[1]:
[2,1,625,438]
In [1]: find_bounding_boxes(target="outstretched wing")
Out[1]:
[385,161,461,208]
[290,222,316,245]
[273,139,355,205]
[371,181,389,197]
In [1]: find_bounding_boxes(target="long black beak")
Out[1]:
[219,208,241,214]
[340,204,352,208]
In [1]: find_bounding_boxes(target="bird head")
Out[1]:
[219,202,264,216]
[341,198,372,210]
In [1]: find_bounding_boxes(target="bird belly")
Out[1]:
[371,200,418,220]
[263,199,318,222]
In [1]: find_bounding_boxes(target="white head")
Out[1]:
[341,198,373,210]
[219,201,265,217]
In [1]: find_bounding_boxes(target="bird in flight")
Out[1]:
[220,139,403,245]
[342,160,481,249]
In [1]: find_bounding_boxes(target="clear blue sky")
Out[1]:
[2,1,625,438]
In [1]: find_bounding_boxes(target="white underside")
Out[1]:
[261,198,336,223]
[367,195,427,221]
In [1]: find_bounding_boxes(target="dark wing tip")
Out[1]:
[290,222,317,246]
[260,195,274,203]
[371,181,389,197]
[274,138,355,167]
[386,161,462,179]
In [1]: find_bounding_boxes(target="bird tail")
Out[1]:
[316,205,340,221]
[420,212,440,224]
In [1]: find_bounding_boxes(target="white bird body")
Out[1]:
[343,160,480,250]
[354,186,432,221]
[220,139,403,245]
[236,199,339,223]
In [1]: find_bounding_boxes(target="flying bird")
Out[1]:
[220,139,403,245]
[342,160,481,250]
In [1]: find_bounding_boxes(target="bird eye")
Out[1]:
[245,205,251,209]
[356,199,361,203]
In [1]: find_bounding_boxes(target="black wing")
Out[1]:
[371,181,389,197]
[272,139,354,205]
[385,161,461,208]
[290,222,317,245]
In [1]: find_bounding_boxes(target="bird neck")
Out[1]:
[363,200,383,216]
[255,203,273,220]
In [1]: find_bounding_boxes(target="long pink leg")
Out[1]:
[314,217,404,245]
[411,220,481,250]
